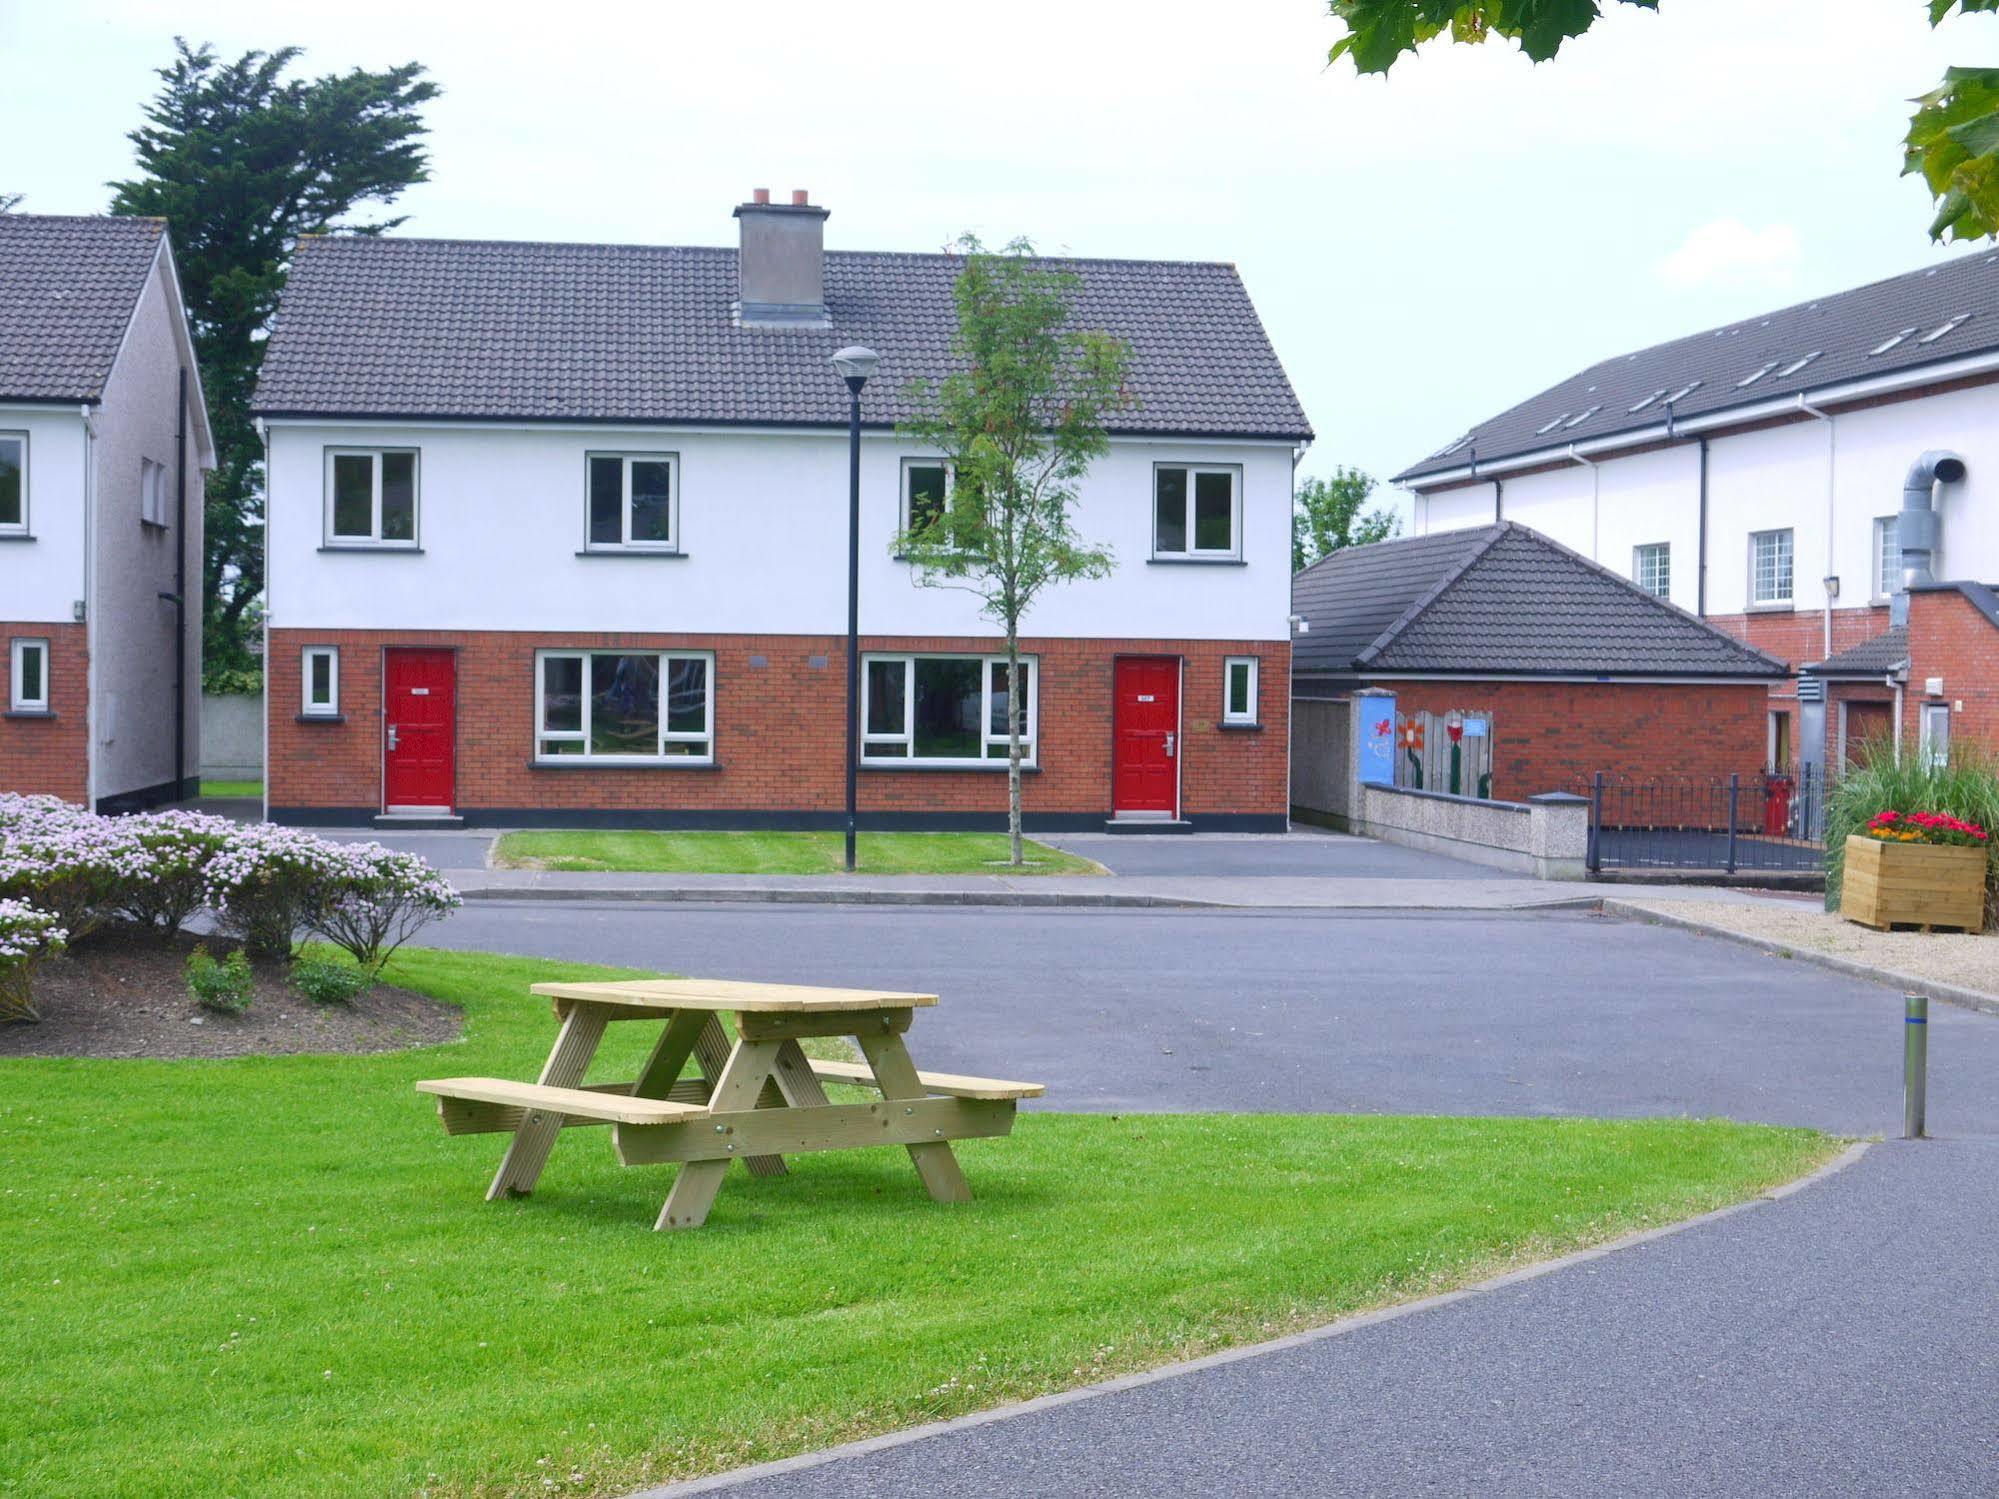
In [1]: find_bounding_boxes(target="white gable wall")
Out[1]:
[263,423,1296,641]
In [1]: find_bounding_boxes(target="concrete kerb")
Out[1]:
[624,1140,1871,1499]
[459,885,1222,910]
[1601,897,1999,1018]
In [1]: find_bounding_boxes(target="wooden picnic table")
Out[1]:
[416,978,1042,1230]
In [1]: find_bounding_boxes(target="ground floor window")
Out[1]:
[301,646,339,717]
[535,649,713,762]
[9,637,48,711]
[862,653,1036,766]
[1223,656,1259,724]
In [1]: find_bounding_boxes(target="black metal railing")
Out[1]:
[1585,767,1828,875]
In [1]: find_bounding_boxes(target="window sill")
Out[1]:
[4,708,55,719]
[1218,721,1264,732]
[529,757,719,771]
[860,760,1041,774]
[1147,556,1246,567]
[0,532,35,543]
[575,548,688,559]
[296,712,347,725]
[318,544,424,554]
[1744,601,1796,613]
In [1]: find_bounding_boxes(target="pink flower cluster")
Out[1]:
[1864,809,1991,847]
[0,896,67,1023]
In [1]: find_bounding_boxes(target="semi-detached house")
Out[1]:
[252,192,1312,830]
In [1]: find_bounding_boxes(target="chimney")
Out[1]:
[734,188,830,327]
[1891,449,1966,625]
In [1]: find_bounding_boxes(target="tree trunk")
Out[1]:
[1006,633,1024,867]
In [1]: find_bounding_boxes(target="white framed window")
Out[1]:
[1633,542,1671,599]
[1153,464,1241,560]
[1223,656,1259,725]
[140,457,168,528]
[586,452,679,550]
[301,646,339,717]
[1921,702,1950,769]
[9,637,49,712]
[535,649,713,763]
[900,457,955,535]
[862,654,1037,767]
[0,432,25,534]
[1749,528,1794,606]
[325,448,419,546]
[1874,515,1902,599]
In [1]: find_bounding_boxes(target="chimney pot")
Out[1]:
[791,189,809,206]
[752,188,770,205]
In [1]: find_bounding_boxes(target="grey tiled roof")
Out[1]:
[1399,250,1999,483]
[1291,522,1789,679]
[0,214,164,402]
[252,236,1313,439]
[1805,625,1909,678]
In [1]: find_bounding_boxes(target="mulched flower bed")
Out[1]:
[0,925,461,1059]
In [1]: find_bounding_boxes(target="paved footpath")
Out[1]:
[417,901,1999,1497]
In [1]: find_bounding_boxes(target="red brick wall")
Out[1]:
[267,630,1289,826]
[1706,605,1890,674]
[1904,589,1999,757]
[1378,678,1772,799]
[0,623,88,803]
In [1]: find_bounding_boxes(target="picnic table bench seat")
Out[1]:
[808,1060,1044,1100]
[416,1077,708,1126]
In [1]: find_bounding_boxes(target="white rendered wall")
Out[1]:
[264,423,1296,641]
[0,409,88,623]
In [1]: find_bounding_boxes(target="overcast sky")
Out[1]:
[3,0,1988,511]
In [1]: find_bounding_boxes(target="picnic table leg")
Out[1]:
[856,1030,973,1205]
[656,1037,784,1230]
[487,1002,608,1201]
[692,1016,788,1180]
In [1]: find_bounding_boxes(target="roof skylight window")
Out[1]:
[1736,361,1780,388]
[1435,436,1471,458]
[1869,327,1918,356]
[1918,313,1971,344]
[1534,414,1571,435]
[1628,389,1668,413]
[1564,405,1601,429]
[1777,351,1822,378]
[1665,380,1702,404]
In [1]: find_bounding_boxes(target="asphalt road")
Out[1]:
[417,900,1999,1498]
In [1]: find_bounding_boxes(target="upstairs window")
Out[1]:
[863,654,1036,766]
[1750,528,1794,606]
[900,458,955,536]
[326,449,418,546]
[1874,515,1902,599]
[0,433,24,533]
[1223,656,1259,725]
[301,646,339,717]
[587,453,678,550]
[535,650,712,763]
[10,638,49,712]
[1153,465,1241,560]
[1633,542,1671,599]
[140,458,169,528]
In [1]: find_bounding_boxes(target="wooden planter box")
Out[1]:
[1840,834,1989,933]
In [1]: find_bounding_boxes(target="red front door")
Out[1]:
[384,649,456,811]
[1113,656,1180,815]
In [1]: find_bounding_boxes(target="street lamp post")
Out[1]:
[831,346,880,873]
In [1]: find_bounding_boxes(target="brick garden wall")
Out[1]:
[0,623,89,803]
[267,630,1289,828]
[1378,678,1773,800]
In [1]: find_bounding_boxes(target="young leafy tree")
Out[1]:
[109,40,437,680]
[1327,0,1999,242]
[897,237,1132,866]
[1293,466,1400,571]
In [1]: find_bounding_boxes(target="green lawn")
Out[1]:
[493,829,1104,875]
[0,947,1834,1498]
[198,778,262,798]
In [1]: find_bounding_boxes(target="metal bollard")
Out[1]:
[1904,993,1929,1140]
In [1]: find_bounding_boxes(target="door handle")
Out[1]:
[387,724,399,752]
[1164,733,1176,758]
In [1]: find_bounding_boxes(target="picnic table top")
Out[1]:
[527,978,940,1013]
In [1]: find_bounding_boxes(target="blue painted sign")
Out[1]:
[1461,717,1487,739]
[1358,693,1397,785]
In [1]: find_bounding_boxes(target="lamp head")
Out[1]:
[831,345,879,392]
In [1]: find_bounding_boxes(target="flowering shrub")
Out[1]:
[121,809,238,938]
[308,843,463,970]
[0,898,67,1023]
[202,822,344,959]
[0,795,150,942]
[1863,810,1991,847]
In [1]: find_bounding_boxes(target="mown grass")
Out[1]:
[0,947,1834,1497]
[492,829,1102,876]
[198,778,263,799]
